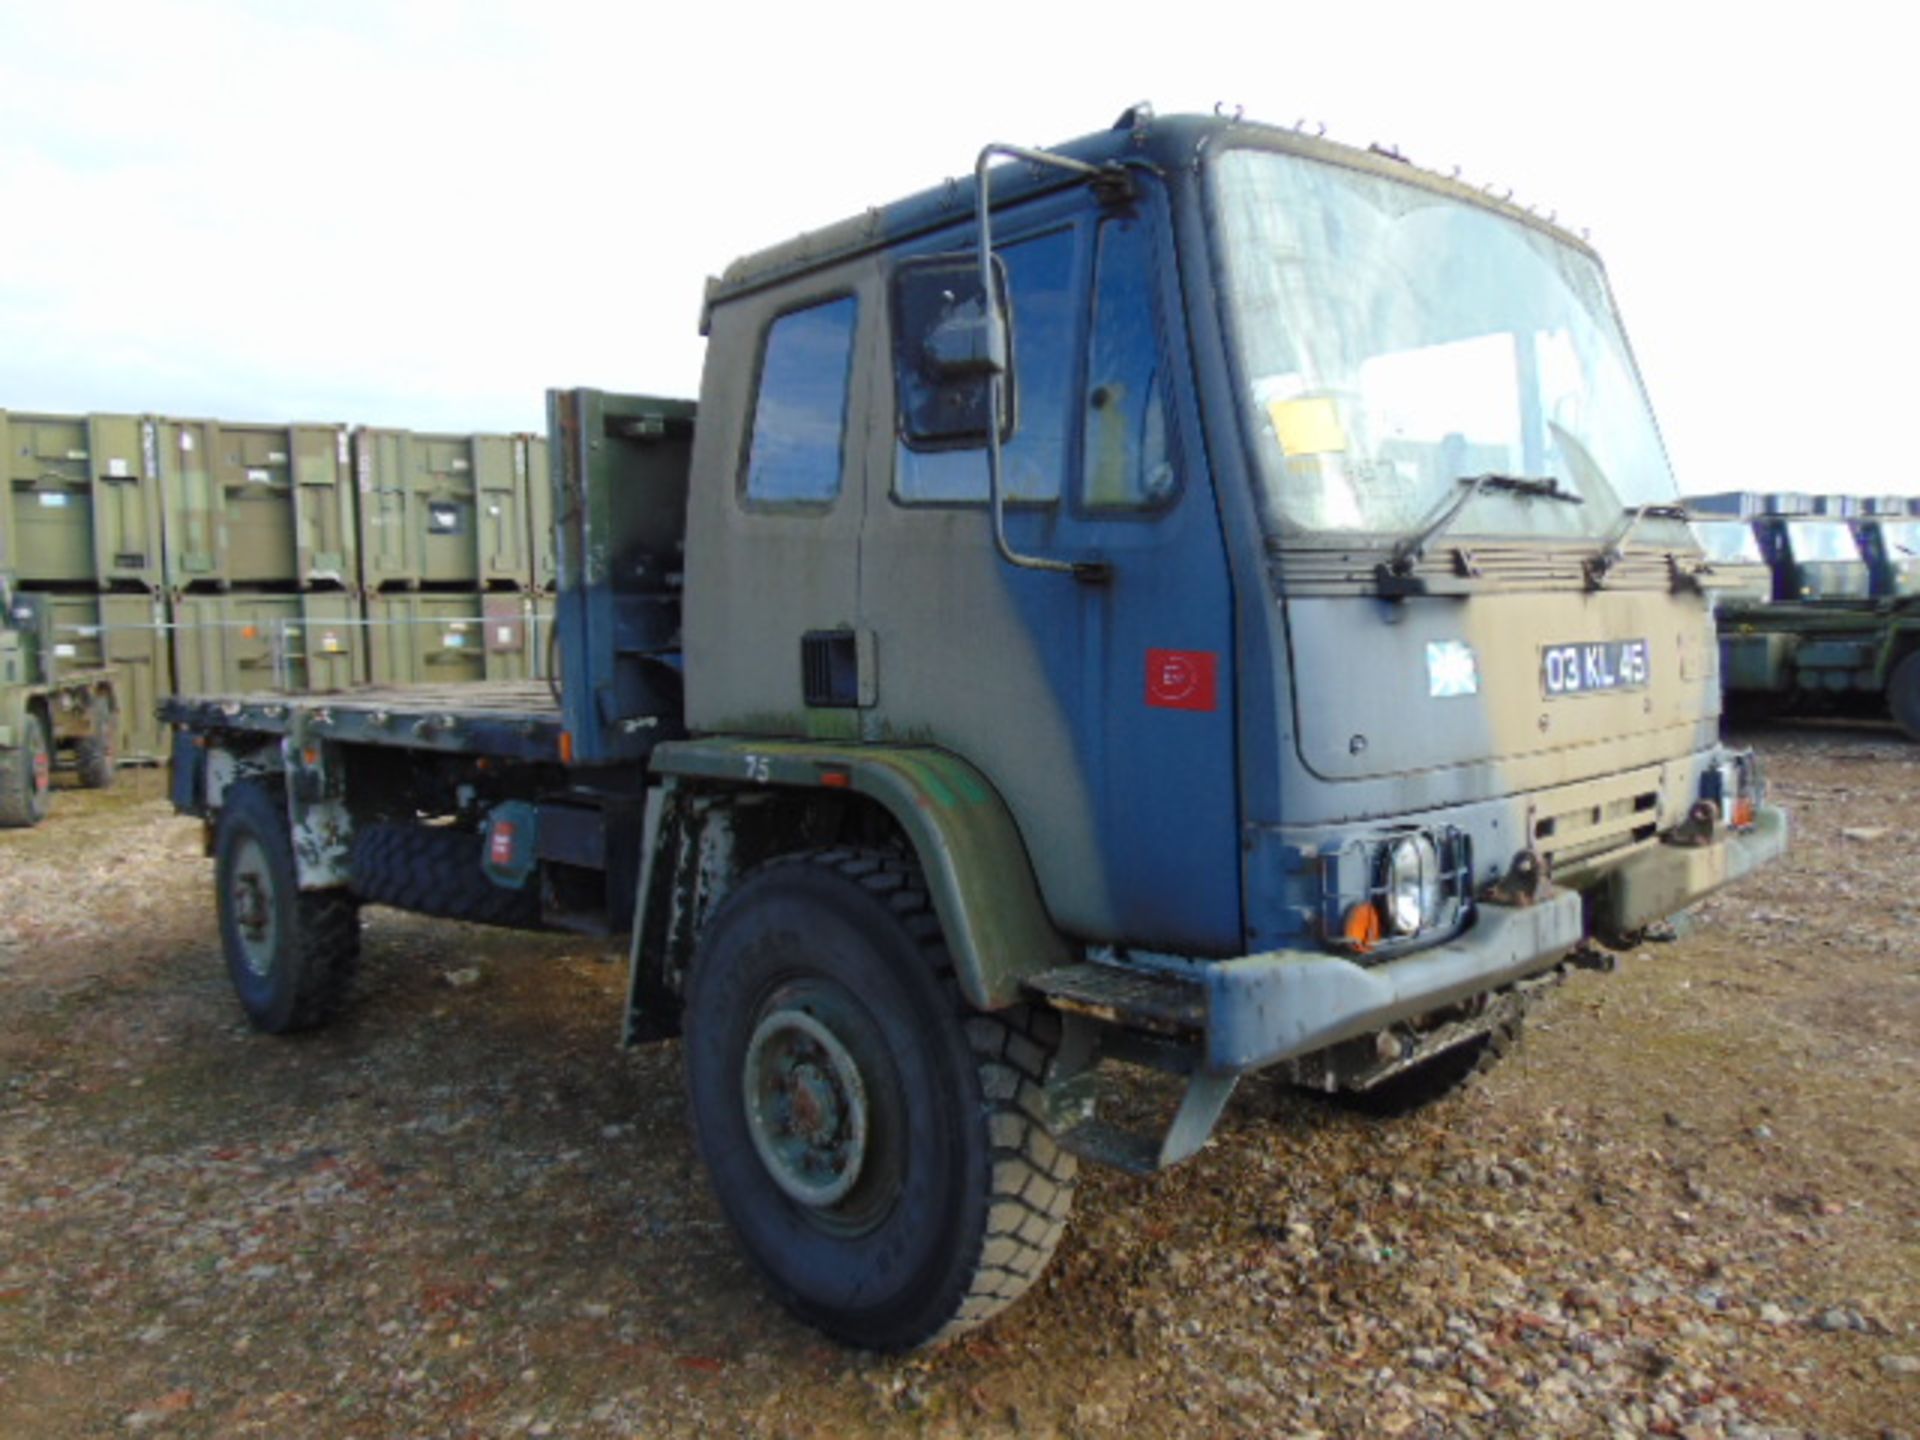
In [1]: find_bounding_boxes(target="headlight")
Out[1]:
[1708,751,1760,829]
[1383,834,1442,936]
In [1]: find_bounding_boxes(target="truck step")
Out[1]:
[1024,961,1205,1034]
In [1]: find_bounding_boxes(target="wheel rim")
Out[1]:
[743,1002,871,1209]
[228,835,279,979]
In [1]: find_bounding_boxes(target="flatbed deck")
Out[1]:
[163,681,569,764]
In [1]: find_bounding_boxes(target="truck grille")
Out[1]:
[1534,786,1660,871]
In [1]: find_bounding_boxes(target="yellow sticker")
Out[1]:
[1267,396,1347,456]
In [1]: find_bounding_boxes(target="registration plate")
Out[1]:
[1541,639,1649,697]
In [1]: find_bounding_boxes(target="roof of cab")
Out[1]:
[700,106,1599,327]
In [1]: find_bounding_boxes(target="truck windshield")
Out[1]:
[1211,147,1679,545]
[1881,521,1920,595]
[1784,521,1861,563]
[1692,520,1764,565]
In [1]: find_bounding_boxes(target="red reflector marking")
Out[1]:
[819,770,850,789]
[488,823,515,865]
[1146,648,1219,712]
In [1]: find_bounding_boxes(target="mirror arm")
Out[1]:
[975,143,1114,583]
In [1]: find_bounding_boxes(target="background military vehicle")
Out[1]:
[1690,491,1920,738]
[0,572,120,825]
[163,108,1785,1350]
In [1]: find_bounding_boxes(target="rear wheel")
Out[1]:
[75,694,117,789]
[349,822,544,929]
[0,713,52,828]
[1889,651,1920,742]
[683,849,1075,1351]
[214,781,360,1033]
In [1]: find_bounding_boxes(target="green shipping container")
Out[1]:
[0,411,164,589]
[525,435,555,592]
[156,420,356,590]
[355,431,533,592]
[36,590,174,760]
[170,593,363,696]
[366,592,534,685]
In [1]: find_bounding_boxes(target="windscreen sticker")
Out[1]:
[1266,396,1347,456]
[1146,648,1219,712]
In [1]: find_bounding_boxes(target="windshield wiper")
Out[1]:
[1386,473,1582,575]
[1586,501,1690,586]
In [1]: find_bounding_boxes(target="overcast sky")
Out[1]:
[1,1,1911,496]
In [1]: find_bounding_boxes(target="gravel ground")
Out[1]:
[1,725,1916,1439]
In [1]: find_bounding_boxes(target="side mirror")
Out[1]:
[892,253,1013,450]
[922,291,1006,381]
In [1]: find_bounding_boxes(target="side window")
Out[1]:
[896,227,1078,503]
[742,296,858,506]
[1083,215,1176,509]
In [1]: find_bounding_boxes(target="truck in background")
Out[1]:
[1689,491,1920,738]
[0,572,120,825]
[164,107,1786,1350]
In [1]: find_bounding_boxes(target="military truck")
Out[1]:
[0,574,121,825]
[163,107,1787,1350]
[1690,491,1920,738]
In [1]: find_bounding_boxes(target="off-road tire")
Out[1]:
[1334,1016,1523,1118]
[0,712,53,828]
[349,822,545,929]
[215,781,360,1033]
[683,848,1076,1351]
[74,693,117,789]
[1889,651,1920,743]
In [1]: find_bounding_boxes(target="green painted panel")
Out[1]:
[354,430,533,591]
[524,435,555,592]
[170,592,363,696]
[0,411,162,589]
[32,590,172,758]
[157,419,355,590]
[365,591,530,684]
[528,592,556,678]
[650,738,1071,1009]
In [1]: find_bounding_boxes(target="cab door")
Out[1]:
[858,184,1241,953]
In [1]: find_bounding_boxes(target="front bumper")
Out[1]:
[1202,803,1788,1074]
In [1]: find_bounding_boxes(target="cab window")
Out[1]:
[896,227,1078,504]
[742,296,858,506]
[1082,214,1175,510]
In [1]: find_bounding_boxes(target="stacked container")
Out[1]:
[157,418,366,696]
[524,433,557,681]
[0,410,175,758]
[355,429,539,684]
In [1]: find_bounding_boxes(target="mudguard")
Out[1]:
[649,739,1070,1009]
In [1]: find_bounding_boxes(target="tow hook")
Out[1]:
[1481,850,1547,907]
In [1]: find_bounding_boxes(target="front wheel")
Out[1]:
[75,693,117,789]
[683,849,1076,1351]
[0,713,52,827]
[1889,651,1920,742]
[214,781,360,1033]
